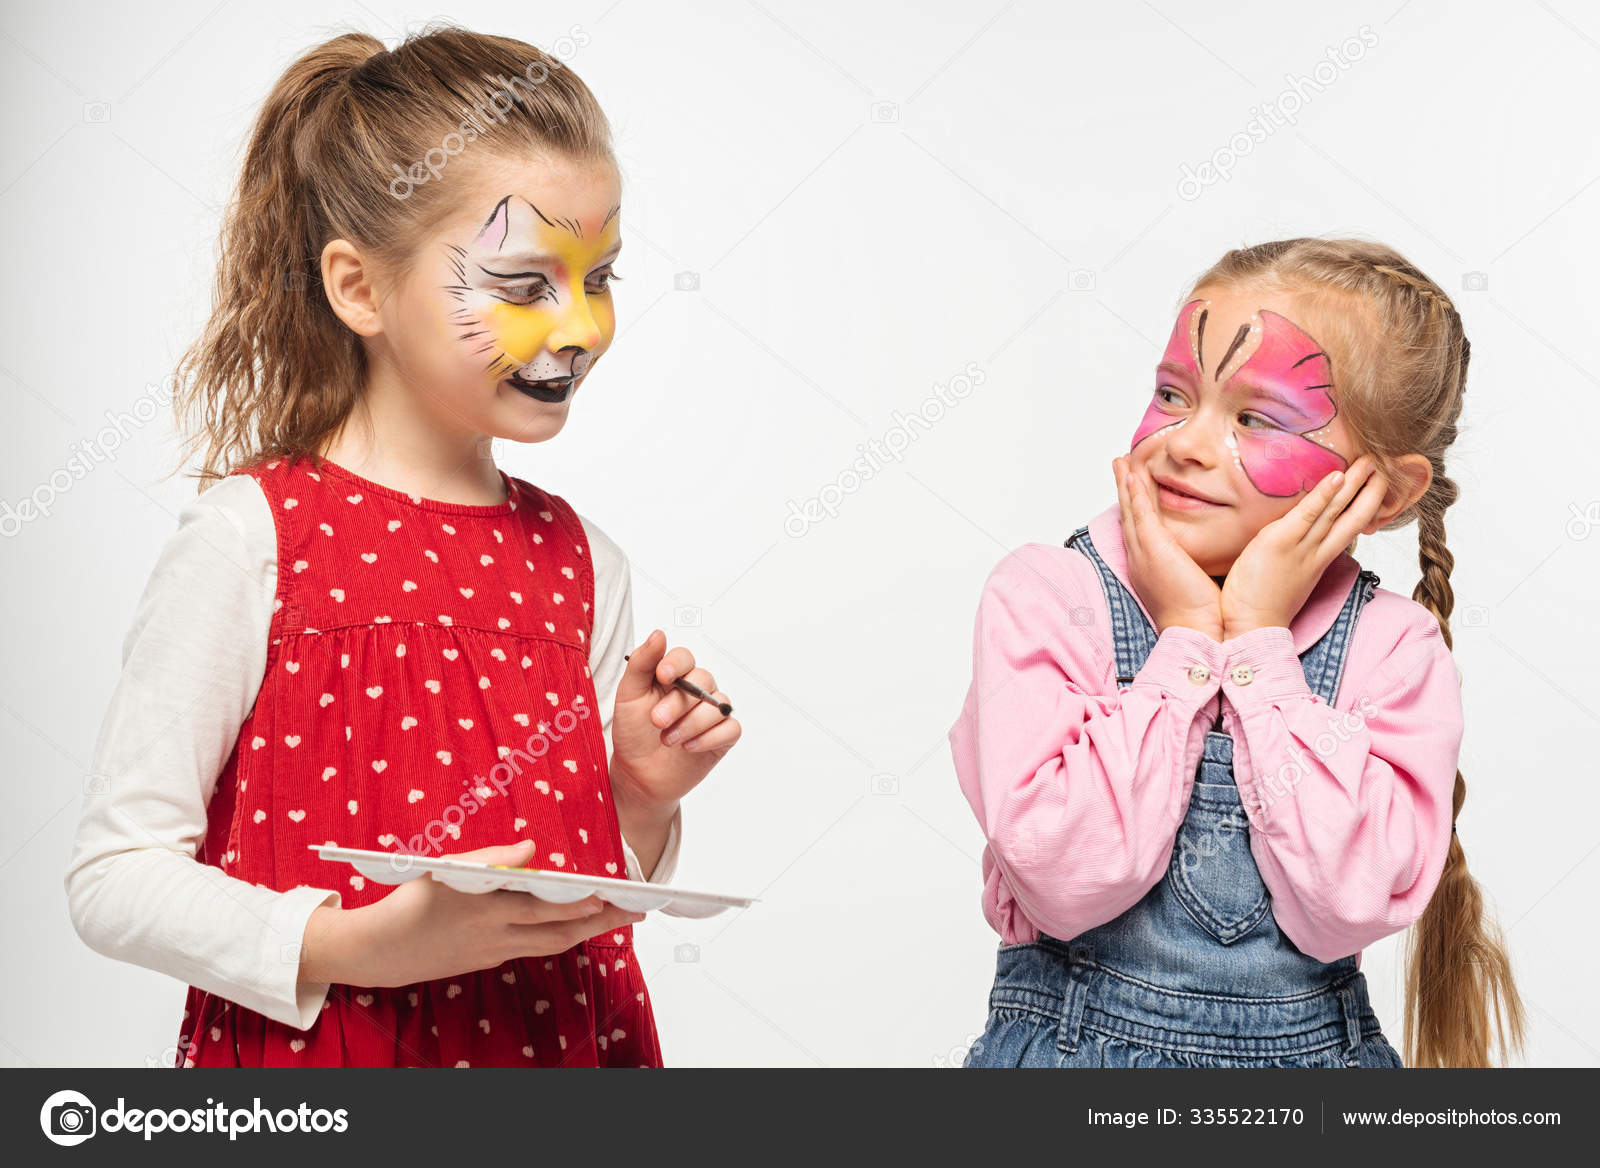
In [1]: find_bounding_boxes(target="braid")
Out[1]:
[1402,441,1526,1066]
[1370,261,1457,317]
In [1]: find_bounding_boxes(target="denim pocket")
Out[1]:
[1166,782,1271,944]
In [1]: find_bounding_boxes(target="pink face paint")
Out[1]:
[1221,309,1345,497]
[1130,300,1347,498]
[1130,299,1206,450]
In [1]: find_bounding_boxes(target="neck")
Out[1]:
[318,370,505,506]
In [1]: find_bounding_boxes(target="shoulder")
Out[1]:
[571,509,629,592]
[1347,583,1454,695]
[502,474,628,591]
[965,541,1112,682]
[978,540,1102,610]
[171,472,277,570]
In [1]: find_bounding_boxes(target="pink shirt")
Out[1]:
[948,502,1462,963]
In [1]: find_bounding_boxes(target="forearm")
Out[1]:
[610,778,679,879]
[956,625,1227,940]
[1221,625,1461,958]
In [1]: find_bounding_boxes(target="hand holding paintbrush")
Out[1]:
[607,630,740,871]
[623,651,733,715]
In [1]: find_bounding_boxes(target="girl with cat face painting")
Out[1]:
[951,239,1524,1068]
[66,26,740,1067]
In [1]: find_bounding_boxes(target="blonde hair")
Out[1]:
[171,23,614,489]
[1187,237,1525,1068]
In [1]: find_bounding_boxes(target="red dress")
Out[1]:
[175,455,663,1067]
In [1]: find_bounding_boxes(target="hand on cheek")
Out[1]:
[1221,455,1388,637]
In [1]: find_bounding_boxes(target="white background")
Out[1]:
[2,0,1596,1068]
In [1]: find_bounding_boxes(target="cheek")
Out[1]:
[590,295,615,350]
[1130,402,1180,450]
[484,302,558,367]
[1229,429,1347,497]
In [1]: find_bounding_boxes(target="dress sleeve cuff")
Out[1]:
[1221,626,1312,708]
[1130,624,1229,705]
[256,886,341,1031]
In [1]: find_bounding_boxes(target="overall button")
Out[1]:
[1231,664,1254,685]
[1187,664,1210,684]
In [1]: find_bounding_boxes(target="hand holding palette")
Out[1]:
[309,844,755,919]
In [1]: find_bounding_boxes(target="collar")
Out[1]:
[1084,502,1361,655]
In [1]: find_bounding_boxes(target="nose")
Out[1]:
[545,294,602,356]
[1161,407,1218,466]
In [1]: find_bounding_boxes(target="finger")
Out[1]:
[1304,458,1370,546]
[445,839,536,867]
[661,692,731,745]
[1114,457,1142,561]
[509,905,647,954]
[615,628,667,703]
[1287,466,1349,543]
[1127,461,1166,543]
[1324,462,1389,551]
[682,714,741,753]
[501,891,607,926]
[650,667,719,728]
[655,644,696,689]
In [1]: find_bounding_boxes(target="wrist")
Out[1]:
[1157,614,1225,641]
[609,760,680,831]
[1223,621,1288,640]
[299,902,364,988]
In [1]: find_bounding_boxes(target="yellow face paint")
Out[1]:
[445,193,621,400]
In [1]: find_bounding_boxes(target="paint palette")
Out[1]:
[308,844,756,918]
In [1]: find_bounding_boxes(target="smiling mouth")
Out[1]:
[506,374,574,403]
[1155,478,1225,507]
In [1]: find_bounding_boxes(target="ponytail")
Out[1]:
[171,23,614,489]
[173,32,378,488]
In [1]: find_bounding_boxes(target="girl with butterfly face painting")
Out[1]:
[951,239,1524,1068]
[66,26,740,1067]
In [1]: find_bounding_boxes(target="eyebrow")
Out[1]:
[1156,363,1324,411]
[1224,378,1325,411]
[478,242,623,273]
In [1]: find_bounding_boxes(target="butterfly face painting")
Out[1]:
[445,192,622,405]
[1131,298,1347,497]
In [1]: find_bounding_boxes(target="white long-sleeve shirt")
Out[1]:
[65,471,682,1031]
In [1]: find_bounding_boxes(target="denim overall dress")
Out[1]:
[963,526,1406,1068]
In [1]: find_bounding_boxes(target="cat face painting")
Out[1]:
[1132,296,1348,499]
[445,170,621,410]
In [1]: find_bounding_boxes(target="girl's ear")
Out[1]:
[1361,453,1433,534]
[321,238,385,338]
